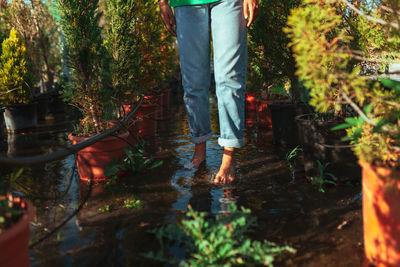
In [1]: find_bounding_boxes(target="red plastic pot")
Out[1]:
[135,103,158,137]
[162,88,171,109]
[69,131,130,181]
[144,94,163,120]
[245,93,257,112]
[256,100,273,129]
[0,198,33,267]
[360,160,400,267]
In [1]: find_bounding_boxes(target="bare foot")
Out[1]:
[185,142,206,169]
[213,148,236,184]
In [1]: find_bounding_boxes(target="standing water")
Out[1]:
[0,90,365,266]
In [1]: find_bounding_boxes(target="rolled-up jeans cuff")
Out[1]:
[218,137,244,148]
[191,132,213,144]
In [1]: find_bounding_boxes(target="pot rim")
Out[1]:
[68,129,131,143]
[3,102,38,110]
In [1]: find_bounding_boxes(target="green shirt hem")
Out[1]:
[170,0,219,7]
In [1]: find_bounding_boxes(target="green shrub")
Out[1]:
[285,0,400,167]
[133,0,176,94]
[0,28,32,105]
[247,0,302,101]
[58,0,113,134]
[144,204,295,266]
[3,0,62,92]
[105,0,141,101]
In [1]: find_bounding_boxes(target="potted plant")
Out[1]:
[4,0,62,94]
[104,0,176,138]
[0,169,34,267]
[286,0,400,265]
[58,0,129,181]
[0,28,37,133]
[247,0,308,145]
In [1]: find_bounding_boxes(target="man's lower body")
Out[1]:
[175,0,247,184]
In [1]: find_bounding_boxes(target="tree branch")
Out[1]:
[341,91,377,126]
[338,0,399,29]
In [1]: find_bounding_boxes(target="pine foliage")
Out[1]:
[58,0,112,134]
[0,28,32,105]
[105,0,140,100]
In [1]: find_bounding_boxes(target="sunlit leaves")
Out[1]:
[144,204,295,266]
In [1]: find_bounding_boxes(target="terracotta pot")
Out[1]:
[360,160,400,267]
[256,100,273,129]
[245,93,257,112]
[0,197,33,267]
[68,131,130,181]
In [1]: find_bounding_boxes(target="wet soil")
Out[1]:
[0,93,365,266]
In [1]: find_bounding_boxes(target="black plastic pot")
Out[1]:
[268,102,311,146]
[295,114,361,181]
[0,109,4,137]
[34,93,49,121]
[48,92,65,114]
[3,103,38,133]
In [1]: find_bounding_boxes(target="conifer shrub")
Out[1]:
[58,0,113,134]
[104,0,176,103]
[0,28,33,105]
[105,0,140,101]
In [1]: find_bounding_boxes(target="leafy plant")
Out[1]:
[98,204,110,213]
[0,28,33,105]
[286,145,302,172]
[285,0,400,169]
[247,0,303,102]
[311,161,337,193]
[143,203,295,266]
[123,197,143,210]
[104,143,163,179]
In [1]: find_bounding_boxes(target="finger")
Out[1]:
[243,1,249,20]
[247,3,254,27]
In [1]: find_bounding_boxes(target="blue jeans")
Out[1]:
[175,0,247,148]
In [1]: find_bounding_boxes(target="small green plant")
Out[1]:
[98,204,110,213]
[285,146,302,172]
[104,143,163,178]
[143,203,295,266]
[311,161,337,193]
[123,197,143,210]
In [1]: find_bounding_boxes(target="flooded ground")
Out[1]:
[0,91,366,266]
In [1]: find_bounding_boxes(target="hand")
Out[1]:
[159,1,176,36]
[243,0,259,27]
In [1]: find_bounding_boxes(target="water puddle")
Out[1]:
[0,94,365,266]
